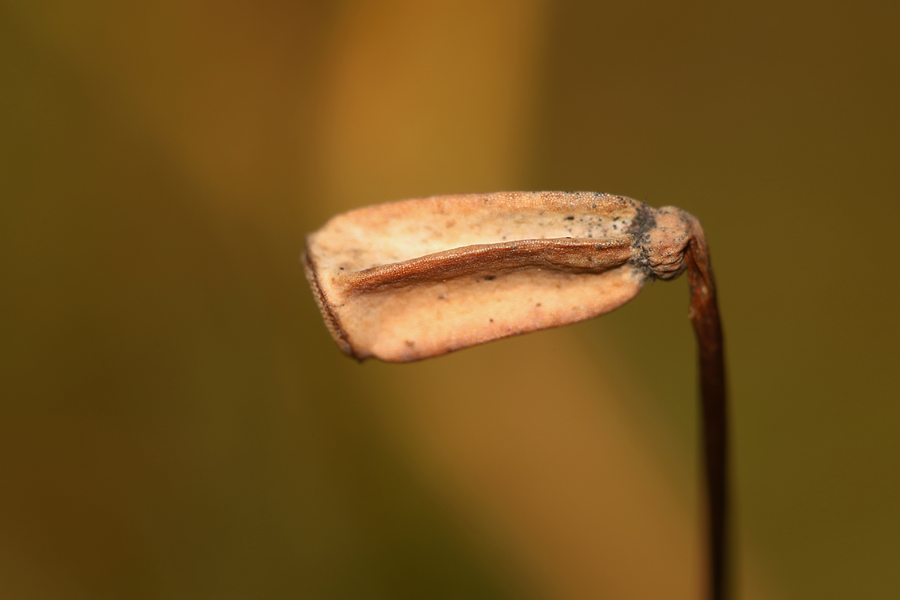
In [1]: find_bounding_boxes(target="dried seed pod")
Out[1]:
[303,191,729,600]
[304,191,700,362]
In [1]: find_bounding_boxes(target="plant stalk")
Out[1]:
[686,227,729,600]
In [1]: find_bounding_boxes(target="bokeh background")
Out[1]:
[2,1,898,598]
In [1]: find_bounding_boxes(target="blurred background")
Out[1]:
[2,1,898,598]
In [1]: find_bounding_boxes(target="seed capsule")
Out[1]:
[304,191,698,362]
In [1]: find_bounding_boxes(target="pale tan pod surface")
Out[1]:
[304,191,693,361]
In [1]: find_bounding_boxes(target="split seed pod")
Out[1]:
[304,191,701,362]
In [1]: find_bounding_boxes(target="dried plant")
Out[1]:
[304,191,728,600]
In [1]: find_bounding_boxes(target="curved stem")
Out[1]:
[686,224,730,600]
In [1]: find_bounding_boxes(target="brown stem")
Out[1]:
[685,222,730,600]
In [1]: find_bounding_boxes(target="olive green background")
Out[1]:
[2,1,898,599]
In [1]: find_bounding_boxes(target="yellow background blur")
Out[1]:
[2,1,898,599]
